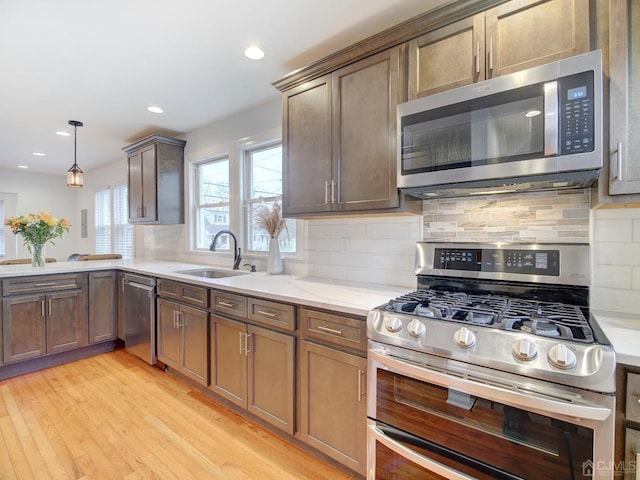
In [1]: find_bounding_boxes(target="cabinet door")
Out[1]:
[157,298,180,369]
[88,271,117,343]
[299,341,367,475]
[247,325,294,434]
[47,290,85,354]
[140,145,158,222]
[210,315,246,408]
[332,48,400,212]
[609,0,640,195]
[127,150,143,222]
[282,75,333,216]
[2,295,46,363]
[181,305,209,386]
[408,14,485,99]
[484,0,589,78]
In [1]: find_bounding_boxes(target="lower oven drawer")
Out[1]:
[367,345,615,480]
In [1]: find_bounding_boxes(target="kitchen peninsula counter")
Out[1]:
[0,259,409,317]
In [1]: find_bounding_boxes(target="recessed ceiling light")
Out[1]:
[32,152,45,156]
[244,45,264,60]
[147,105,164,114]
[17,165,29,169]
[56,131,71,136]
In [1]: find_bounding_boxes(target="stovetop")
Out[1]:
[383,289,595,343]
[367,242,616,393]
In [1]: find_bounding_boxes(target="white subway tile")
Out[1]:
[591,265,632,289]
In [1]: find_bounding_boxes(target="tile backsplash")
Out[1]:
[421,189,591,243]
[591,207,640,314]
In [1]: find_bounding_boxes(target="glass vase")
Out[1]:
[30,243,45,268]
[267,237,283,275]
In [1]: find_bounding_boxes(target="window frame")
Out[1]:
[94,185,134,259]
[189,134,302,260]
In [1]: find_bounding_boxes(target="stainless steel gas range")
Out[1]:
[366,242,616,480]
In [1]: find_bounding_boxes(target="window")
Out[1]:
[0,193,17,259]
[95,185,134,259]
[0,198,5,256]
[194,156,230,250]
[244,143,296,253]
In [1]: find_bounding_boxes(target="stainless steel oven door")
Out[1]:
[367,342,615,480]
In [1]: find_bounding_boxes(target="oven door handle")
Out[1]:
[370,349,611,422]
[369,423,477,480]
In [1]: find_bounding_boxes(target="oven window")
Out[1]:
[401,84,545,174]
[374,369,594,479]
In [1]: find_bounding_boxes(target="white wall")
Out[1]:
[0,168,79,260]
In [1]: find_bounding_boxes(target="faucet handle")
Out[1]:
[243,263,257,273]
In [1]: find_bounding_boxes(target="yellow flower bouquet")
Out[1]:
[5,211,71,267]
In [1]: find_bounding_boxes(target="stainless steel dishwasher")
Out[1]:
[123,273,157,365]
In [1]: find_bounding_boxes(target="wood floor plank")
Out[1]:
[0,350,356,480]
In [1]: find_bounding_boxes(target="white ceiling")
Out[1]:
[0,0,449,177]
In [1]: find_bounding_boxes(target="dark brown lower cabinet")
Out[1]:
[3,290,85,364]
[88,271,117,343]
[299,340,367,476]
[210,314,295,434]
[157,297,209,386]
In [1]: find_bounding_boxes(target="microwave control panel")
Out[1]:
[559,71,595,155]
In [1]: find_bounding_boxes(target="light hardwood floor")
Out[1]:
[0,349,356,479]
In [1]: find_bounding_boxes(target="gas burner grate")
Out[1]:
[383,289,594,343]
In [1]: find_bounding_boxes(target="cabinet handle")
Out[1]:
[257,309,278,318]
[173,310,177,328]
[121,276,125,293]
[35,282,57,287]
[616,141,623,181]
[48,299,52,316]
[636,452,639,480]
[475,40,480,75]
[318,325,343,336]
[239,331,244,354]
[217,301,236,308]
[488,37,494,72]
[357,369,365,401]
[176,311,184,328]
[331,180,336,204]
[183,295,204,305]
[245,333,252,355]
[324,181,329,204]
[41,300,45,317]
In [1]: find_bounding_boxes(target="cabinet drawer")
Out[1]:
[625,428,640,479]
[627,373,640,424]
[300,308,366,352]
[157,279,180,299]
[179,284,208,308]
[3,274,84,296]
[248,298,295,331]
[210,290,247,319]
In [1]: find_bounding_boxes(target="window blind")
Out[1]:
[113,185,134,259]
[95,189,111,254]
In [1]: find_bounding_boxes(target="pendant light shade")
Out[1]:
[67,120,84,188]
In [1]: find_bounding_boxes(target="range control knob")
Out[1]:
[512,338,538,361]
[548,344,577,369]
[407,319,426,338]
[384,316,403,333]
[454,327,476,348]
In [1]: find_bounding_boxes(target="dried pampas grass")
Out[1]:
[254,201,287,238]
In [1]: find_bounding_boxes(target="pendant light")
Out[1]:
[67,120,84,188]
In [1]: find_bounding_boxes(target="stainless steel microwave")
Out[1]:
[398,50,603,198]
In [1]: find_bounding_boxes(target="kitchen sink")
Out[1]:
[175,268,248,279]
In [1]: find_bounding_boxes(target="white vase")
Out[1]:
[267,237,283,275]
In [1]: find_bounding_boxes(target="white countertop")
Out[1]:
[0,259,409,318]
[592,310,640,368]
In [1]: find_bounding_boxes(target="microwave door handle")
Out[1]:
[544,81,558,156]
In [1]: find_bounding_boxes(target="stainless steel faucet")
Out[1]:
[209,230,242,270]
